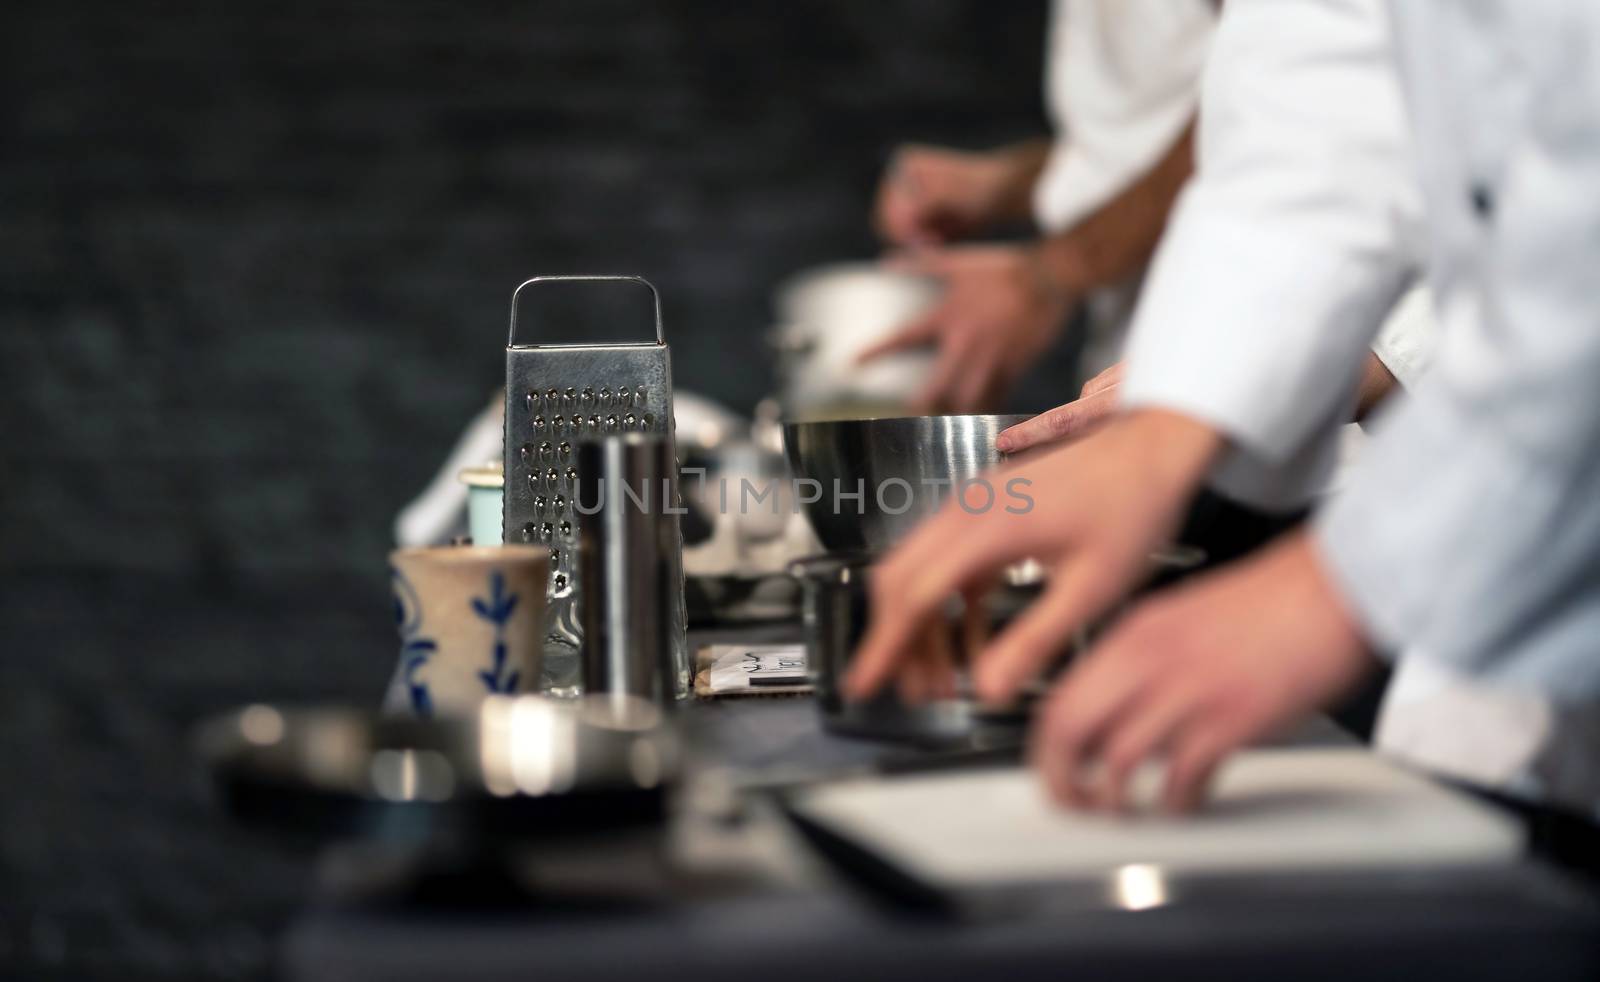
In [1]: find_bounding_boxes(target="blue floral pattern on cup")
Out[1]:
[472,571,521,694]
[391,565,439,715]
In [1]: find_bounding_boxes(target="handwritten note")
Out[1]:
[698,644,811,696]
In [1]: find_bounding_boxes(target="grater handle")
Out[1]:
[507,274,666,347]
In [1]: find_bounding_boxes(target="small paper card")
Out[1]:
[697,644,811,697]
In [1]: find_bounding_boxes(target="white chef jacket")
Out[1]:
[1360,301,1580,808]
[1120,0,1600,818]
[1032,0,1216,376]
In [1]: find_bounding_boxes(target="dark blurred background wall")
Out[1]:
[0,0,1047,976]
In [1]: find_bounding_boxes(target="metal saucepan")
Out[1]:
[783,414,1031,555]
[789,548,1204,744]
[788,553,1037,746]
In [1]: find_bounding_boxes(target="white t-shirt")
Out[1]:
[1032,0,1216,377]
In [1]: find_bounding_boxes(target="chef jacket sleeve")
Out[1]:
[1117,0,1423,509]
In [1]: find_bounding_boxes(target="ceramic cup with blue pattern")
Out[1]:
[387,545,548,717]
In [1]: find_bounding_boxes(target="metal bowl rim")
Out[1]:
[782,412,1034,430]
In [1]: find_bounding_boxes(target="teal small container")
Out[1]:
[459,464,504,546]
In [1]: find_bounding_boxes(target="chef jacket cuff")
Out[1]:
[1369,286,1438,390]
[1204,418,1347,512]
[1119,199,1401,483]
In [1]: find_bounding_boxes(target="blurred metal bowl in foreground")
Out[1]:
[783,414,1030,555]
[195,695,678,844]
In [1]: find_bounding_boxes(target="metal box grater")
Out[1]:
[502,275,688,696]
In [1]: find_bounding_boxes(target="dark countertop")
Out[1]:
[281,664,1600,982]
[286,869,1600,982]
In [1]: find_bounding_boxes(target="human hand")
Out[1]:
[874,144,1028,247]
[995,362,1126,453]
[1031,531,1376,814]
[843,409,1223,706]
[856,245,1075,413]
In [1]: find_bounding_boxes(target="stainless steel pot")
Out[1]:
[782,414,1030,555]
[788,554,1031,746]
[789,547,1205,744]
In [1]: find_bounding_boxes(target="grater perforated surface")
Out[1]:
[502,276,684,687]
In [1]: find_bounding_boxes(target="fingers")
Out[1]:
[844,509,1028,701]
[856,307,943,365]
[1079,362,1126,398]
[994,390,1117,453]
[1030,684,1086,807]
[924,618,962,701]
[892,620,929,704]
[1093,678,1210,812]
[1028,641,1161,808]
[1161,714,1252,814]
[895,646,931,704]
[893,620,939,703]
[875,149,932,246]
[875,188,916,247]
[1035,677,1234,815]
[959,577,996,674]
[882,600,966,705]
[1025,541,1356,817]
[971,555,1130,703]
[949,345,1003,414]
[881,248,963,287]
[1031,609,1190,812]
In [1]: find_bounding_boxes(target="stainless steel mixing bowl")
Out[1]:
[782,414,1030,554]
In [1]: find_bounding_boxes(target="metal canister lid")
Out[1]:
[458,461,505,489]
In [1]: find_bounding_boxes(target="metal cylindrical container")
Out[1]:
[577,434,686,707]
[789,553,978,744]
[788,554,871,716]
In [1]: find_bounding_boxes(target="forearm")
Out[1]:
[1032,120,1195,295]
[1119,406,1228,492]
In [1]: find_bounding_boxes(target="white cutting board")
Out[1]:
[789,748,1522,884]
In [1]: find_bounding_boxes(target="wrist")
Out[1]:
[1111,408,1226,498]
[1277,532,1376,674]
[1021,241,1079,308]
[1032,233,1093,297]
